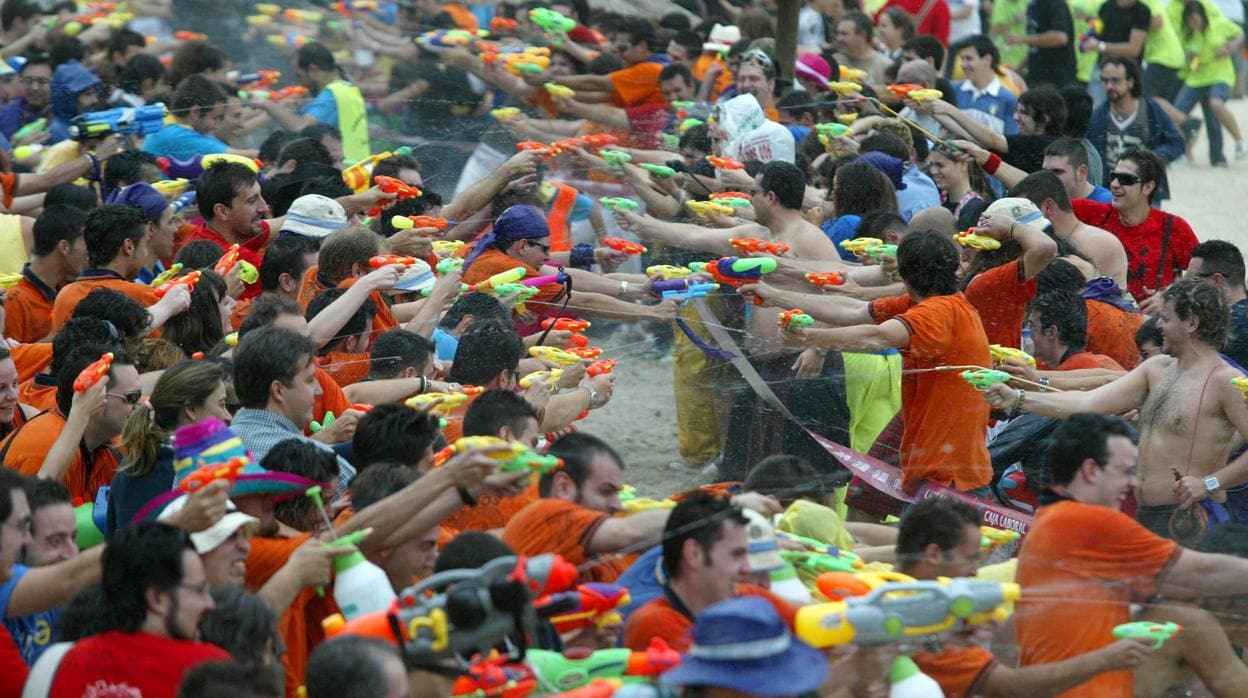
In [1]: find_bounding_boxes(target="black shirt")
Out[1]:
[1225,299,1248,369]
[1027,0,1077,86]
[1005,133,1060,172]
[1098,0,1151,59]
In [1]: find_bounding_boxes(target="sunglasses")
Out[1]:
[107,391,143,406]
[1108,171,1143,186]
[528,240,550,254]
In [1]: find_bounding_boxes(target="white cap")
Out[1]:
[703,24,741,53]
[282,194,349,239]
[158,497,259,554]
[743,509,785,573]
[984,197,1051,232]
[393,258,436,294]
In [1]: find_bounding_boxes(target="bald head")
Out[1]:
[896,60,938,88]
[907,207,955,236]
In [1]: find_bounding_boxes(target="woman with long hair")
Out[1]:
[876,8,915,61]
[107,360,232,532]
[824,161,898,259]
[162,270,233,358]
[926,146,995,231]
[1172,0,1245,164]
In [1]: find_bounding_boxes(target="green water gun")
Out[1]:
[640,163,675,177]
[1113,621,1182,650]
[962,369,1011,390]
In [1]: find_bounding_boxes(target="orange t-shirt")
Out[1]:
[338,275,399,341]
[11,343,51,384]
[317,352,370,387]
[459,247,563,305]
[50,271,160,333]
[0,172,16,209]
[500,498,629,583]
[913,646,997,698]
[1057,351,1124,371]
[621,583,796,652]
[0,409,119,501]
[964,259,1036,348]
[871,293,992,491]
[609,62,665,108]
[296,265,327,313]
[692,54,734,101]
[1085,300,1144,370]
[18,374,56,412]
[443,479,539,532]
[230,296,252,331]
[5,270,56,343]
[312,366,352,436]
[1015,500,1180,698]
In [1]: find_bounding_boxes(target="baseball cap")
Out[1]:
[393,258,436,294]
[742,509,784,573]
[282,194,349,239]
[984,197,1051,231]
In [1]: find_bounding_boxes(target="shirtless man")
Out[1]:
[1011,170,1129,290]
[984,278,1248,537]
[615,161,852,478]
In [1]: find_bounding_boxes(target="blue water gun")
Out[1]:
[68,103,167,140]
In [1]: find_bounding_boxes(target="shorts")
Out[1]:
[1144,63,1182,102]
[1136,503,1178,538]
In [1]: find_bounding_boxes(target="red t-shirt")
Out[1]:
[50,631,228,698]
[876,0,951,45]
[179,222,270,300]
[0,624,28,694]
[1071,200,1198,303]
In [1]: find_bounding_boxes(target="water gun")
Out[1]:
[368,255,420,269]
[469,267,527,295]
[519,369,563,388]
[450,652,536,698]
[489,16,518,33]
[0,273,21,289]
[68,103,167,140]
[491,107,523,121]
[671,100,696,116]
[598,197,638,212]
[542,318,590,333]
[796,578,1020,647]
[827,81,862,95]
[12,117,47,142]
[433,240,465,257]
[375,175,422,202]
[640,163,675,177]
[417,29,482,50]
[255,2,281,12]
[224,332,239,348]
[73,495,106,550]
[908,88,944,102]
[266,33,312,49]
[685,200,735,218]
[888,83,924,99]
[179,456,248,493]
[602,238,645,255]
[778,309,813,331]
[706,155,743,170]
[281,8,322,22]
[517,141,558,158]
[433,436,563,475]
[582,134,619,149]
[815,122,850,138]
[961,368,1011,391]
[689,257,777,302]
[391,215,449,231]
[526,638,681,692]
[654,279,718,302]
[679,118,705,135]
[13,144,45,160]
[981,526,1021,552]
[544,82,576,100]
[246,14,274,25]
[238,86,309,102]
[806,271,846,288]
[529,7,577,33]
[838,113,859,125]
[151,178,190,197]
[332,0,396,15]
[213,244,242,276]
[149,264,184,287]
[529,346,582,366]
[839,66,868,84]
[308,403,373,433]
[502,53,552,76]
[174,30,208,41]
[1079,19,1104,52]
[436,258,463,274]
[599,149,631,167]
[341,146,414,191]
[646,265,692,279]
[549,679,620,697]
[814,570,916,601]
[840,237,883,255]
[1113,621,1181,650]
[235,70,280,89]
[989,344,1036,368]
[537,582,630,634]
[955,230,1002,250]
[730,238,789,256]
[405,392,469,418]
[155,270,201,298]
[709,192,752,209]
[865,244,898,262]
[1233,376,1248,398]
[157,152,261,179]
[74,352,113,392]
[586,359,615,376]
[567,346,603,360]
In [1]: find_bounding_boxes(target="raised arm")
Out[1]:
[926,99,1008,153]
[442,149,540,222]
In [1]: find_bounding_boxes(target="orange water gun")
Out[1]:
[489,16,518,32]
[517,141,558,158]
[711,191,752,201]
[602,237,646,255]
[374,175,422,200]
[154,270,200,298]
[74,352,113,392]
[730,237,790,256]
[369,255,420,268]
[888,83,924,99]
[806,271,846,287]
[583,134,619,149]
[706,155,744,170]
[179,456,248,493]
[542,318,590,332]
[586,359,616,376]
[568,346,603,359]
[391,215,449,231]
[174,30,207,41]
[214,244,242,276]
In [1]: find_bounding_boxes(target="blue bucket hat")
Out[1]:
[661,597,827,695]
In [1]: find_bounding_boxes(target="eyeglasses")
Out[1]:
[107,391,143,406]
[19,77,49,87]
[1108,171,1143,186]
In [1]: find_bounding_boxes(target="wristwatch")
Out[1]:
[1204,475,1222,493]
[580,383,604,409]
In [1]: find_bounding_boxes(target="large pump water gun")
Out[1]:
[688,257,777,303]
[69,103,167,140]
[796,578,1020,647]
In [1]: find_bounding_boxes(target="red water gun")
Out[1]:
[567,346,603,359]
[730,237,790,256]
[489,16,518,33]
[155,270,201,298]
[706,155,744,170]
[214,244,241,276]
[537,582,630,634]
[582,134,619,149]
[552,137,587,151]
[542,318,590,333]
[179,456,248,493]
[238,70,281,90]
[395,215,449,231]
[450,653,535,698]
[517,141,558,158]
[626,637,682,677]
[586,359,616,376]
[369,255,420,268]
[711,191,752,201]
[375,175,422,201]
[74,352,113,392]
[174,30,207,41]
[806,271,846,288]
[887,83,924,99]
[602,237,646,255]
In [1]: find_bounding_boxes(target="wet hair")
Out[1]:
[540,432,624,498]
[896,497,980,568]
[897,230,960,297]
[661,492,747,578]
[1029,292,1088,349]
[1161,277,1229,349]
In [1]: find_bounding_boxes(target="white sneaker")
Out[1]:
[1236,142,1248,160]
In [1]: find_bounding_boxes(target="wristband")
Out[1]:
[569,242,596,270]
[419,375,429,394]
[983,153,1002,175]
[456,485,477,506]
[1014,388,1025,410]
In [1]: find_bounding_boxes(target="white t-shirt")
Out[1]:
[948,0,983,43]
[798,6,826,49]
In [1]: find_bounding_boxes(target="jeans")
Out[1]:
[1175,82,1233,164]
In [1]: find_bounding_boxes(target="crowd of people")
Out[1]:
[0,0,1244,695]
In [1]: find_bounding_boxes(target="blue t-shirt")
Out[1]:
[613,546,664,620]
[955,78,1019,136]
[1084,185,1113,203]
[432,327,459,361]
[141,123,229,161]
[0,564,59,665]
[821,215,862,261]
[300,88,338,126]
[898,166,941,222]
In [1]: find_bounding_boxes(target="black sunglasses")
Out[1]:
[1108,171,1143,186]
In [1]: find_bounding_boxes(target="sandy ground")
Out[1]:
[577,97,1248,497]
